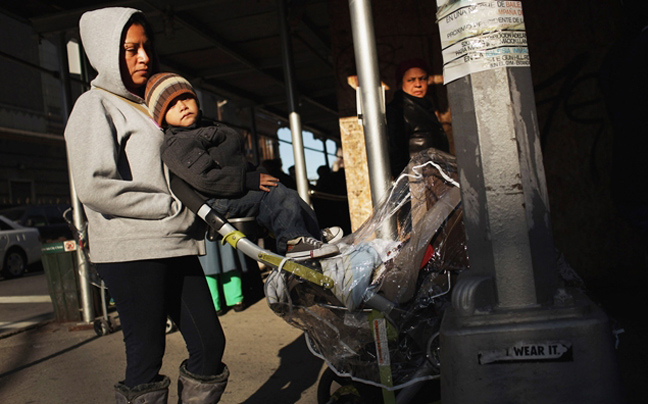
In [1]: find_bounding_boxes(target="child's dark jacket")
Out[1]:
[161,118,261,199]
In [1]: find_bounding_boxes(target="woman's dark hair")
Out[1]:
[395,58,429,85]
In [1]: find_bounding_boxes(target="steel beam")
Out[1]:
[58,34,94,324]
[348,0,392,208]
[278,0,311,203]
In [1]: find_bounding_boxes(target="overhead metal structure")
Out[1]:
[0,0,341,140]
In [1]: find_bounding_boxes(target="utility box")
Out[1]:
[41,241,81,323]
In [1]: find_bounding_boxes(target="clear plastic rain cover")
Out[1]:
[265,148,469,390]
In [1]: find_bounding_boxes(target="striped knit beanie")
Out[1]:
[145,72,197,127]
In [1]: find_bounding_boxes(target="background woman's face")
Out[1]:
[121,23,152,92]
[401,67,429,98]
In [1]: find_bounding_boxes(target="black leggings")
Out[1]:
[97,255,225,388]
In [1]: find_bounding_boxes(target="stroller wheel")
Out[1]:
[427,332,441,370]
[165,317,177,334]
[317,368,363,404]
[94,318,112,337]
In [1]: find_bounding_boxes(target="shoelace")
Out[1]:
[300,237,324,247]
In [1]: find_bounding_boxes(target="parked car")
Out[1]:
[0,215,42,279]
[0,204,73,243]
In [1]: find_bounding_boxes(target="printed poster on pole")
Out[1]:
[436,0,530,84]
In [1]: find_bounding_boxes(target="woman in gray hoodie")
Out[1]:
[64,8,228,403]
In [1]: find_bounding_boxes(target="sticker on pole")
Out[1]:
[63,240,77,252]
[436,0,530,84]
[479,341,573,364]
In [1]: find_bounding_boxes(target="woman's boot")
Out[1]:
[177,360,229,403]
[114,375,170,404]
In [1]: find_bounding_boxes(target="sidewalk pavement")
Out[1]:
[0,270,55,338]
[0,293,325,404]
[0,271,646,404]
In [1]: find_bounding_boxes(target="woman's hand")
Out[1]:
[259,173,279,192]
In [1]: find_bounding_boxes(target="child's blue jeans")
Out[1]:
[207,183,321,254]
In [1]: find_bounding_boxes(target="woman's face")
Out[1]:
[121,23,152,93]
[401,67,429,98]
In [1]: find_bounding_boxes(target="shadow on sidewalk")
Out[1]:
[0,330,100,380]
[242,333,323,404]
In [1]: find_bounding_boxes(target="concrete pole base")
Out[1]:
[440,290,623,403]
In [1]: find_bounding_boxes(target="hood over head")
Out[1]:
[79,7,153,101]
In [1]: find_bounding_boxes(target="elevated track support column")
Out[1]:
[435,1,622,402]
[277,0,311,204]
[348,0,392,207]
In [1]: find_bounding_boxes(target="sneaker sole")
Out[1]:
[286,245,340,260]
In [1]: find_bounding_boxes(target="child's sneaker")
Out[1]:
[321,226,344,243]
[286,236,340,260]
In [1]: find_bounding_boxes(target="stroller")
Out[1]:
[173,148,468,404]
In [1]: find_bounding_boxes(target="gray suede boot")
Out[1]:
[177,360,229,404]
[114,375,170,404]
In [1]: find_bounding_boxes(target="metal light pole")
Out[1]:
[348,0,392,208]
[277,0,311,204]
[58,33,94,324]
[435,1,622,402]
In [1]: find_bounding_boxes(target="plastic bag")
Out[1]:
[265,148,468,389]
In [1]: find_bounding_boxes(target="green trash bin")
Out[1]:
[41,241,82,323]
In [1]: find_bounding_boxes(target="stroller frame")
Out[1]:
[171,150,466,404]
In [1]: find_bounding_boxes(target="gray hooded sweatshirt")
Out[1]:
[64,7,205,263]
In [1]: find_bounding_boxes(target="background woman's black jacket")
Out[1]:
[386,90,449,177]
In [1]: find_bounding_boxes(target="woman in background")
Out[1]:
[387,58,450,178]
